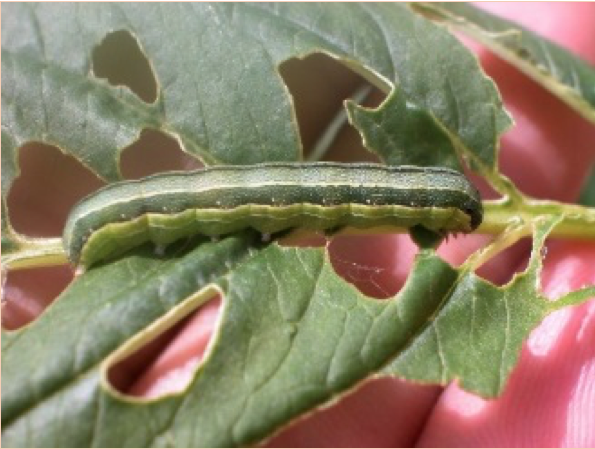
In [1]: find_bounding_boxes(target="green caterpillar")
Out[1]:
[63,162,483,268]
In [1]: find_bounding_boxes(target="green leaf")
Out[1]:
[2,232,263,446]
[5,220,592,447]
[384,216,567,396]
[1,3,510,257]
[3,4,594,447]
[2,231,456,447]
[413,2,595,124]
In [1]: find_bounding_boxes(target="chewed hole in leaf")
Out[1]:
[7,143,105,237]
[279,232,417,299]
[328,234,417,299]
[92,30,158,103]
[279,53,384,163]
[108,295,222,399]
[1,266,73,330]
[466,170,501,201]
[476,237,531,286]
[439,235,531,286]
[120,129,203,180]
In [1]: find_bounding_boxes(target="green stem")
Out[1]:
[3,199,594,272]
[2,238,68,271]
[479,198,595,239]
[550,286,595,311]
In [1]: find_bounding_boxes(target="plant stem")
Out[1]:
[2,238,68,271]
[3,199,594,272]
[479,198,595,239]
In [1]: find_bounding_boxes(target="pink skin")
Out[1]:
[3,3,595,447]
